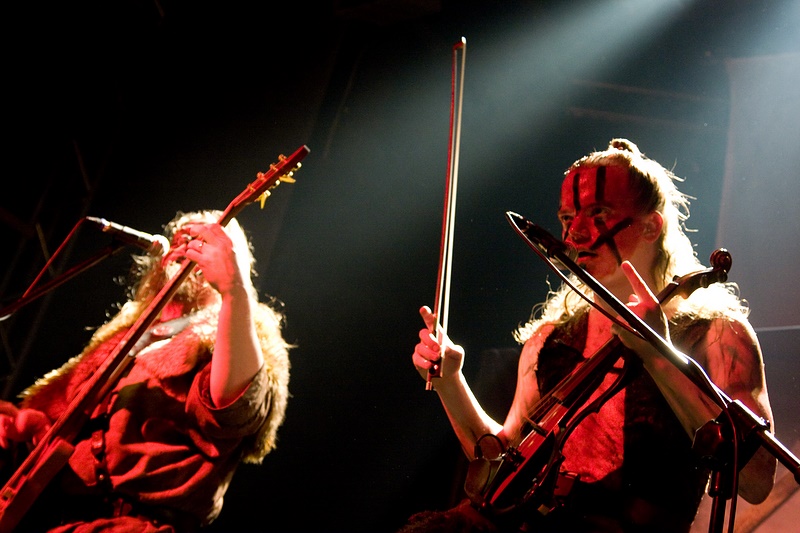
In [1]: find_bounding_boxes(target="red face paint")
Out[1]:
[558,165,645,281]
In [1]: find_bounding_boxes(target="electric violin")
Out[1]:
[466,247,732,528]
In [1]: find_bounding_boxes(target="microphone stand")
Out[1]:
[1,215,144,321]
[505,211,800,533]
[1,243,128,321]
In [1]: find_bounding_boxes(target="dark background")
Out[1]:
[2,1,799,532]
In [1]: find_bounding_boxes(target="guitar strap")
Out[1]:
[89,314,193,490]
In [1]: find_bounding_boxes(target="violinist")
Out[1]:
[0,210,291,532]
[403,139,777,532]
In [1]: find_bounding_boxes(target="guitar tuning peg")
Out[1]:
[258,191,271,208]
[279,174,296,184]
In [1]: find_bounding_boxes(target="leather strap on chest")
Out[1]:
[88,314,193,487]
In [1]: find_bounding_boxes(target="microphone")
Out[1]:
[505,211,577,269]
[86,216,169,254]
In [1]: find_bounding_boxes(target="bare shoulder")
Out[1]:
[701,316,771,414]
[702,316,761,363]
[518,323,556,372]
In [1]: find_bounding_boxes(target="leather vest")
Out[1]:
[534,312,711,532]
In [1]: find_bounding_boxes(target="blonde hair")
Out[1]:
[21,210,291,462]
[514,139,748,343]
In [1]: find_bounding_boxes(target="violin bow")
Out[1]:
[428,37,467,390]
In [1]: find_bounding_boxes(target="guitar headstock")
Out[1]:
[228,145,310,214]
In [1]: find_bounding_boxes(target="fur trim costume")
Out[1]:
[16,299,290,529]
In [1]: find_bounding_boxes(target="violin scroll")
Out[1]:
[710,248,732,273]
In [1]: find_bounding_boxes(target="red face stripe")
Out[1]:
[591,217,632,265]
[594,166,606,203]
[572,170,582,211]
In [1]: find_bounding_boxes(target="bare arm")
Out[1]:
[186,223,264,407]
[211,282,264,407]
[412,306,502,459]
[615,261,777,503]
[634,318,775,503]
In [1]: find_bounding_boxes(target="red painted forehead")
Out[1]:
[559,165,634,212]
